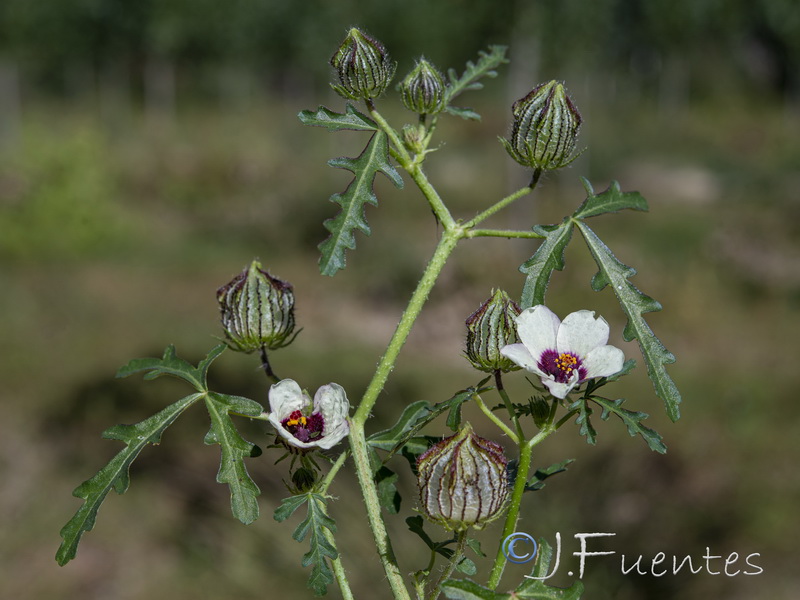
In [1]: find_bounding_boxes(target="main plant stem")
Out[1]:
[349,231,461,600]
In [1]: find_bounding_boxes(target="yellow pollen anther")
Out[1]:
[555,353,577,372]
[286,416,308,427]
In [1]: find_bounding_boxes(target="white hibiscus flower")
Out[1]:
[500,305,624,399]
[267,379,350,450]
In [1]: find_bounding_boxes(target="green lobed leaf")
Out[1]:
[569,398,597,445]
[116,344,226,392]
[274,494,309,522]
[56,392,204,566]
[203,392,262,524]
[369,448,401,513]
[519,221,574,309]
[367,400,433,452]
[298,103,378,131]
[576,220,682,421]
[444,45,509,121]
[294,493,338,596]
[526,458,576,492]
[572,178,649,220]
[455,557,477,576]
[514,538,584,599]
[593,396,667,454]
[318,130,404,276]
[444,106,482,121]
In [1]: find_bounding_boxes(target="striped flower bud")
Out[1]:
[500,80,582,171]
[465,289,522,373]
[330,28,396,101]
[417,423,509,531]
[399,58,446,116]
[217,260,296,353]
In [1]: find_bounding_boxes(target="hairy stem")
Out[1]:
[495,370,524,441]
[464,170,541,229]
[465,228,545,239]
[427,530,468,600]
[259,346,280,384]
[473,393,518,444]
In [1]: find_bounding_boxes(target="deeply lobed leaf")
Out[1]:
[298,103,378,132]
[116,344,227,392]
[519,221,574,309]
[318,130,404,276]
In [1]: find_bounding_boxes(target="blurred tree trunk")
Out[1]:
[144,56,176,130]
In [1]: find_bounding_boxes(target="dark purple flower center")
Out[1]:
[538,349,587,383]
[282,410,325,443]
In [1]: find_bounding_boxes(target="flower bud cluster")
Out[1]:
[501,80,582,171]
[417,423,508,531]
[217,260,296,353]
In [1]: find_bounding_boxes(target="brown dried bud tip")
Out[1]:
[330,28,396,101]
[216,260,296,353]
[500,80,582,171]
[417,423,509,531]
[465,289,522,373]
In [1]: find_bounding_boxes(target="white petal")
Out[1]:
[314,383,350,449]
[268,379,308,419]
[583,345,625,379]
[541,369,580,399]
[557,310,609,357]
[500,343,545,375]
[515,306,560,360]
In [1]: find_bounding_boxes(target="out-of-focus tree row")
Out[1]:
[0,0,798,105]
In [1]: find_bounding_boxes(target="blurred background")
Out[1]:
[1,1,798,599]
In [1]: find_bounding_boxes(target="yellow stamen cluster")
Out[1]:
[555,353,578,374]
[286,415,308,427]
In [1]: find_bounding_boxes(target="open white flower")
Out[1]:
[500,305,624,399]
[267,379,350,450]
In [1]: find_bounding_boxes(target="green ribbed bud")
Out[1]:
[399,58,445,116]
[465,289,521,373]
[500,80,582,171]
[417,423,508,531]
[217,260,297,353]
[330,28,396,101]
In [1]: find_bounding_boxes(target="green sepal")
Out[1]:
[274,492,338,597]
[298,103,378,132]
[525,458,575,492]
[593,396,667,453]
[56,392,204,566]
[572,178,649,220]
[203,392,263,524]
[116,343,226,392]
[569,398,597,446]
[318,130,404,276]
[519,221,574,309]
[444,45,508,120]
[576,220,682,421]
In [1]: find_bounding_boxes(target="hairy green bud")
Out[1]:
[330,28,396,101]
[399,58,446,116]
[417,423,508,531]
[465,289,521,373]
[217,260,297,353]
[500,80,582,171]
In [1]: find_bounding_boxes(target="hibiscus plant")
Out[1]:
[56,27,681,600]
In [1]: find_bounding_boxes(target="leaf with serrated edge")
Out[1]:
[573,178,649,220]
[298,103,378,132]
[593,396,667,453]
[292,493,338,596]
[274,494,309,522]
[116,344,226,392]
[56,392,203,565]
[445,45,508,106]
[368,400,433,451]
[570,398,597,445]
[520,221,574,309]
[204,392,262,524]
[318,130,403,276]
[576,220,681,421]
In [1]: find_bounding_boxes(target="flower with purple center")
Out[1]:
[267,379,350,450]
[500,305,624,399]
